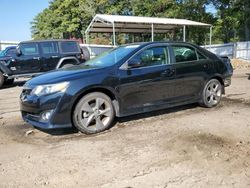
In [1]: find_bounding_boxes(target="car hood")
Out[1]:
[26,65,110,86]
[0,56,12,61]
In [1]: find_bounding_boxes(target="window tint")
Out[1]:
[20,43,39,56]
[90,47,113,56]
[60,41,80,53]
[131,47,169,67]
[173,46,197,63]
[197,51,207,60]
[6,48,16,56]
[41,42,58,54]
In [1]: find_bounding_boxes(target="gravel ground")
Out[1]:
[0,67,250,188]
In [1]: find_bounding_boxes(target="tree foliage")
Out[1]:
[31,0,249,45]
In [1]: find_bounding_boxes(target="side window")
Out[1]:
[60,41,80,53]
[173,46,198,63]
[131,47,169,67]
[41,42,58,54]
[6,48,16,56]
[197,51,207,60]
[20,43,39,56]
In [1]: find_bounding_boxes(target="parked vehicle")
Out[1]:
[0,46,17,58]
[0,40,84,88]
[20,42,233,134]
[80,44,114,60]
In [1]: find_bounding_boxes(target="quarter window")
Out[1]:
[60,41,80,53]
[173,46,197,63]
[130,47,169,67]
[20,43,39,56]
[41,42,58,54]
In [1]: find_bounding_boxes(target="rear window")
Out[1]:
[60,41,80,53]
[173,46,198,63]
[41,42,58,54]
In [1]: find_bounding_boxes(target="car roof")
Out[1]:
[19,39,79,44]
[121,41,197,48]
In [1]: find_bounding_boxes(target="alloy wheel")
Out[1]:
[205,80,222,106]
[76,96,113,132]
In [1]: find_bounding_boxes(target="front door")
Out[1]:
[117,46,176,115]
[10,43,41,74]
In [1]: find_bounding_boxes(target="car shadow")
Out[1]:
[117,103,198,124]
[37,103,198,136]
[247,73,250,80]
[1,80,27,89]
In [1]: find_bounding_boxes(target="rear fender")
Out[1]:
[56,57,80,69]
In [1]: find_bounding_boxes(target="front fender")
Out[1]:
[0,62,12,75]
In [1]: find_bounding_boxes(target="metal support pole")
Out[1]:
[151,23,154,42]
[183,25,186,42]
[85,32,89,44]
[112,22,116,46]
[209,26,213,47]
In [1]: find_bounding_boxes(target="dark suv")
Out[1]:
[0,40,83,88]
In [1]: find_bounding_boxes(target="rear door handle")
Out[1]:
[51,56,59,58]
[33,57,40,60]
[203,63,210,69]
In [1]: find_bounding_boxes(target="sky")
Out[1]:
[0,0,50,41]
[0,1,217,42]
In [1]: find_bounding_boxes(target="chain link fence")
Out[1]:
[203,41,250,60]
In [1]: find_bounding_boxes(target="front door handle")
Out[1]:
[33,57,40,60]
[162,69,175,77]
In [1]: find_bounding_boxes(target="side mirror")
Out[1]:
[127,59,142,69]
[16,48,22,56]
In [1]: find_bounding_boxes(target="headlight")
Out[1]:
[31,82,69,96]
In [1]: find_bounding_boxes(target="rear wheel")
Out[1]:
[200,79,222,108]
[0,72,4,88]
[73,92,115,134]
[61,63,74,68]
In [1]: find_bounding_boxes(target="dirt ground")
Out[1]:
[0,65,250,188]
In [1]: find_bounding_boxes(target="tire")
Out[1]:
[200,79,223,108]
[4,78,14,85]
[73,92,115,134]
[61,63,74,69]
[0,72,4,89]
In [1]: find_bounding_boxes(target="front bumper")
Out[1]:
[20,91,73,129]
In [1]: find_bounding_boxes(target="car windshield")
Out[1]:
[0,49,7,57]
[85,45,140,67]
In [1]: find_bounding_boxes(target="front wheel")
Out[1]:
[0,72,4,88]
[73,92,115,134]
[200,79,223,108]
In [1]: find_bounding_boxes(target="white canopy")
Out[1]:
[85,14,212,45]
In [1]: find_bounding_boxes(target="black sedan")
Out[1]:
[20,42,233,134]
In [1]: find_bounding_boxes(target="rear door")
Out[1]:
[40,41,60,72]
[170,44,212,102]
[10,42,41,74]
[117,45,176,115]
